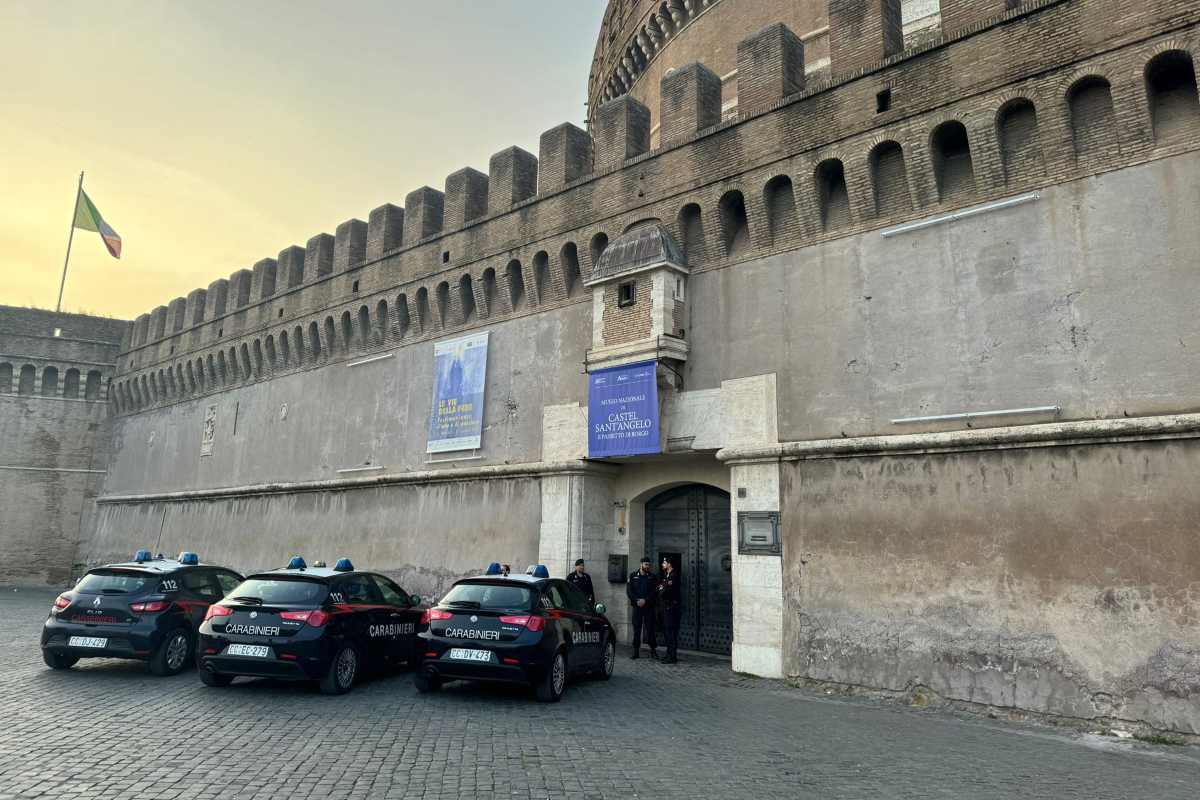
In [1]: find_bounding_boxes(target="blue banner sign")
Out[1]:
[427,332,489,453]
[588,360,660,458]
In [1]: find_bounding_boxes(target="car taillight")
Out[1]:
[129,600,170,613]
[204,604,233,622]
[499,614,545,632]
[280,609,329,627]
[421,608,453,625]
[52,594,71,611]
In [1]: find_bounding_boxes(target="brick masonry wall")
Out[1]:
[602,279,653,345]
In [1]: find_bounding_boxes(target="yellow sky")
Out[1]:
[0,1,604,319]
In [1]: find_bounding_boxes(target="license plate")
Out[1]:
[68,636,107,648]
[226,644,270,658]
[447,648,494,662]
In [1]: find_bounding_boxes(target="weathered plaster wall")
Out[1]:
[780,436,1200,733]
[89,476,543,601]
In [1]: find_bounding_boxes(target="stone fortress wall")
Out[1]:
[0,307,128,585]
[81,0,1200,733]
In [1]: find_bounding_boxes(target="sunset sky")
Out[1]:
[0,1,605,319]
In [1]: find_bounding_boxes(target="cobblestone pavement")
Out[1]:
[1,590,1197,799]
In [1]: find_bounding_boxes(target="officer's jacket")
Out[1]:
[658,570,682,607]
[626,570,658,605]
[566,570,595,602]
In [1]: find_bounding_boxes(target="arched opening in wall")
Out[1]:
[324,316,337,357]
[86,371,102,401]
[481,269,497,316]
[678,204,704,266]
[130,380,141,408]
[560,243,581,297]
[63,368,80,398]
[507,260,526,310]
[217,351,229,384]
[309,321,322,360]
[415,287,431,332]
[240,343,253,380]
[869,141,911,216]
[0,362,11,393]
[589,233,609,275]
[200,358,210,390]
[814,159,851,232]
[162,369,173,399]
[997,98,1043,185]
[340,311,354,352]
[18,365,35,395]
[146,373,157,403]
[763,175,797,247]
[396,295,411,338]
[253,340,264,376]
[435,282,451,328]
[930,121,976,203]
[357,306,370,349]
[532,251,550,304]
[279,331,290,366]
[41,366,59,396]
[375,300,389,345]
[459,275,476,322]
[265,336,277,368]
[1146,50,1200,143]
[186,362,196,394]
[1068,76,1118,170]
[226,347,239,381]
[175,364,186,396]
[718,190,750,257]
[292,326,305,365]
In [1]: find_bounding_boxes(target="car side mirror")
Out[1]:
[594,603,606,615]
[410,595,422,607]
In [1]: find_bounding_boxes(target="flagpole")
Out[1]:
[56,171,84,313]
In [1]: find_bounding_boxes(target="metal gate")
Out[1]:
[645,485,732,654]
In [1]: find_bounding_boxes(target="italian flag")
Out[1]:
[73,189,122,259]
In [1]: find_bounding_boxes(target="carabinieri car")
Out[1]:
[196,557,423,694]
[41,550,244,676]
[415,564,616,702]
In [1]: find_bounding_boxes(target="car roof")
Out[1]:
[248,567,373,581]
[457,574,549,587]
[96,559,198,574]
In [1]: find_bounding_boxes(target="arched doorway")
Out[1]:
[645,485,732,654]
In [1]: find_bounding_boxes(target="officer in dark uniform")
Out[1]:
[625,557,658,659]
[658,556,682,664]
[566,558,595,606]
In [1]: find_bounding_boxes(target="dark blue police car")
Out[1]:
[196,557,423,695]
[415,564,616,702]
[41,550,243,676]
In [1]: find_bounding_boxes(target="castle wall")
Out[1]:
[778,433,1200,733]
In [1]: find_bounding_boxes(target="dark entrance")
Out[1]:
[645,485,732,654]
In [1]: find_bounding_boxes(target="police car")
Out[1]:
[196,557,423,695]
[415,564,616,702]
[41,550,244,676]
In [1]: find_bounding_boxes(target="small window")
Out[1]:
[278,308,284,318]
[442,251,450,264]
[618,280,636,308]
[351,280,360,293]
[53,328,62,337]
[217,328,223,337]
[876,88,892,113]
[674,278,685,301]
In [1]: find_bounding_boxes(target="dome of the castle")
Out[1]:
[588,0,942,148]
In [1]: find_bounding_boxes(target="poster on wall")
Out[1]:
[426,331,489,453]
[200,404,217,457]
[588,360,660,458]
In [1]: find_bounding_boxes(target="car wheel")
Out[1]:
[597,640,615,681]
[42,650,78,670]
[320,644,359,695]
[199,666,233,687]
[414,671,441,693]
[536,650,567,703]
[150,629,192,676]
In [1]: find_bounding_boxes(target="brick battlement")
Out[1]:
[110,0,1200,415]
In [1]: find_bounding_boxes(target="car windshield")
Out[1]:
[74,570,155,595]
[440,582,535,612]
[229,578,328,606]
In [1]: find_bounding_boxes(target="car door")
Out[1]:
[332,575,386,667]
[368,575,421,666]
[545,581,588,669]
[560,580,602,667]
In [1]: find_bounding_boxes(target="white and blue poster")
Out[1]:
[426,331,489,453]
[588,360,660,458]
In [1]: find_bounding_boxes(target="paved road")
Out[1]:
[0,589,1196,799]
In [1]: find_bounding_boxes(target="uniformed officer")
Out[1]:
[626,557,658,659]
[566,558,595,606]
[658,556,682,664]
